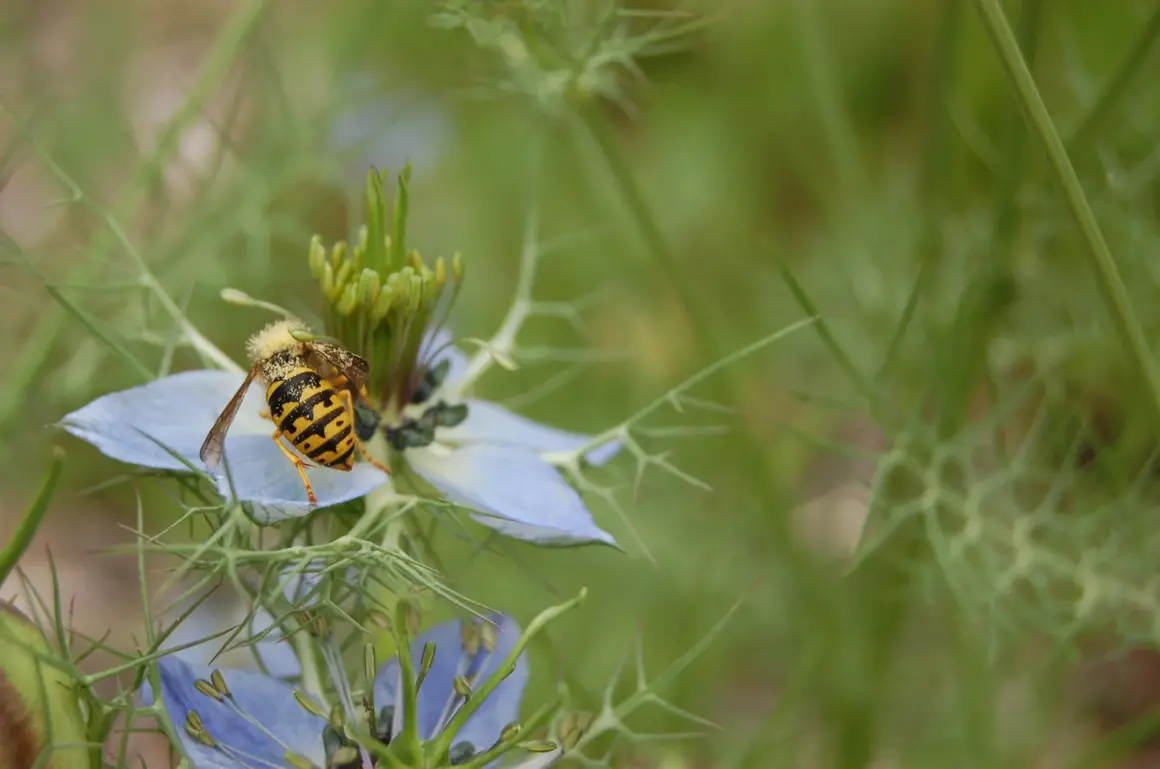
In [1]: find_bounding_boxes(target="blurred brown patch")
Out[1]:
[0,500,175,763]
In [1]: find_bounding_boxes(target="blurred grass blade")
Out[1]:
[772,256,876,411]
[0,447,64,586]
[972,0,1160,426]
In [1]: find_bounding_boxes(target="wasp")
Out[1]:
[199,318,391,506]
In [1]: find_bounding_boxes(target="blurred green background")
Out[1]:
[5,0,1160,766]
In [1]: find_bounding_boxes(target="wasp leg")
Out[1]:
[270,430,319,506]
[337,390,392,475]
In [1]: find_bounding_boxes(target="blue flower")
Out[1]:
[59,331,621,545]
[398,331,622,547]
[152,614,563,769]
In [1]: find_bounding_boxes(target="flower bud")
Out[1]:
[0,601,87,769]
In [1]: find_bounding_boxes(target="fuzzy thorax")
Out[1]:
[245,317,311,379]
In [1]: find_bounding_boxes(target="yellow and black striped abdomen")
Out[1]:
[266,366,356,470]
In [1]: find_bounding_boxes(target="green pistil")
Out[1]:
[308,166,463,412]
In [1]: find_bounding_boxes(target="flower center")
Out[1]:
[381,360,469,452]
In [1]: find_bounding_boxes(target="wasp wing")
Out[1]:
[309,343,370,391]
[199,367,258,470]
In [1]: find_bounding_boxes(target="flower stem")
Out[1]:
[972,0,1160,426]
[393,600,424,761]
[0,447,63,586]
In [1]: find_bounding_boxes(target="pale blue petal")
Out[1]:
[441,400,622,466]
[215,450,389,522]
[59,371,264,472]
[373,614,528,750]
[157,656,325,768]
[59,370,389,518]
[407,445,618,547]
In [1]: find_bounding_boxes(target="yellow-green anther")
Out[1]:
[403,601,421,637]
[309,235,327,278]
[194,679,223,702]
[334,259,356,294]
[453,675,472,699]
[351,237,364,271]
[358,268,381,307]
[461,622,481,656]
[407,250,425,272]
[559,711,592,750]
[500,721,521,742]
[480,622,498,654]
[452,253,464,281]
[330,239,348,270]
[355,224,369,253]
[320,260,336,300]
[520,740,559,753]
[294,689,327,717]
[417,641,436,689]
[329,746,360,768]
[371,288,395,322]
[434,256,447,289]
[407,274,424,313]
[185,711,216,747]
[210,669,231,697]
[285,751,317,769]
[336,281,360,316]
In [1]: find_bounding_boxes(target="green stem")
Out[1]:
[1067,3,1160,149]
[0,447,64,585]
[973,0,1160,427]
[393,600,424,761]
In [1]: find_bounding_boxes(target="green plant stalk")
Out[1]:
[973,0,1160,427]
[0,447,64,586]
[1067,3,1160,149]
